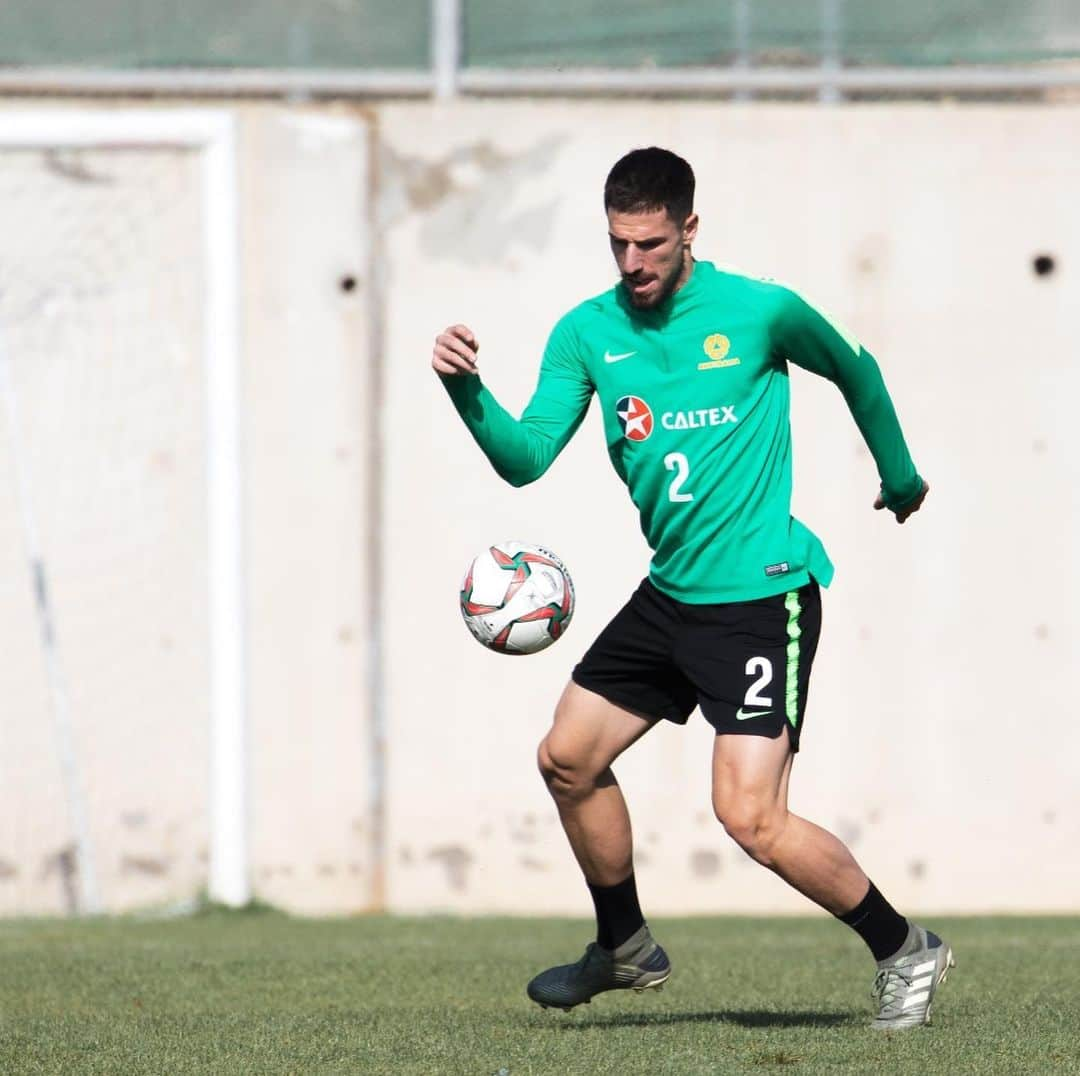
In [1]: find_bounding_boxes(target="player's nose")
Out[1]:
[622,246,644,274]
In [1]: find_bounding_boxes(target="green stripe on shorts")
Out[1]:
[784,590,802,728]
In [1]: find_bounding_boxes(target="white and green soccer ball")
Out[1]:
[459,540,575,655]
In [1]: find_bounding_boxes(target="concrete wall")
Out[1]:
[1,100,1077,915]
[379,102,1080,915]
[239,109,375,914]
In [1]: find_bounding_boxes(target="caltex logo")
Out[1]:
[615,395,653,442]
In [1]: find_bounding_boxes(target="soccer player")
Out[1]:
[431,147,953,1030]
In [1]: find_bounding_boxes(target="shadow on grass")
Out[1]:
[535,1009,857,1030]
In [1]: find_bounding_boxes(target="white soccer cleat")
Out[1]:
[871,925,955,1030]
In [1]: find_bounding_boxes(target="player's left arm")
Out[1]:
[772,287,928,524]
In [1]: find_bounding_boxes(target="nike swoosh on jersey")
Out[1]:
[604,350,637,363]
[735,708,773,721]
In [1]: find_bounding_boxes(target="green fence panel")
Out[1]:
[0,0,1077,71]
[0,0,429,68]
[463,0,1080,69]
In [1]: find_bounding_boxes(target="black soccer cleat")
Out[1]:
[527,925,671,1010]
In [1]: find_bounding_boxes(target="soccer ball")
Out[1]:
[459,541,575,655]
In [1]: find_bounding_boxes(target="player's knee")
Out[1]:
[716,801,786,866]
[537,734,593,803]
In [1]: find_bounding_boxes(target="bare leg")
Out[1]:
[708,726,953,1028]
[528,683,672,1005]
[711,731,868,914]
[537,681,657,886]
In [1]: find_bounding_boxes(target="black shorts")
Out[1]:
[571,577,822,751]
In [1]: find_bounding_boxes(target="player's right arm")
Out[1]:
[432,318,594,487]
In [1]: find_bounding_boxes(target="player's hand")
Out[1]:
[432,324,480,376]
[874,480,929,524]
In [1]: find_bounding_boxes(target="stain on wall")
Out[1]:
[377,135,566,264]
[120,855,170,877]
[428,844,473,892]
[690,850,723,879]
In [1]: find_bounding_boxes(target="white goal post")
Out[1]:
[0,109,248,909]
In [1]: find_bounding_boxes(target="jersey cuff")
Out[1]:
[882,477,924,512]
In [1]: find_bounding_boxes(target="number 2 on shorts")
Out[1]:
[744,656,773,707]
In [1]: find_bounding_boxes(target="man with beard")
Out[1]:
[431,147,951,1030]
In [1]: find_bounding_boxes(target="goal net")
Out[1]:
[0,115,242,915]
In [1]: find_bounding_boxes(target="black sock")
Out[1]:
[837,881,910,962]
[587,873,645,951]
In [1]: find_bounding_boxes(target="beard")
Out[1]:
[623,256,687,310]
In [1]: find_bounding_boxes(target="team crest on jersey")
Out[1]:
[699,333,741,371]
[615,395,653,442]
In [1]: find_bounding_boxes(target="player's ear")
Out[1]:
[681,212,699,246]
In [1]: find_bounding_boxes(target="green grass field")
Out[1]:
[1,910,1077,1075]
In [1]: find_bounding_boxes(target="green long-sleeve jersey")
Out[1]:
[441,260,922,603]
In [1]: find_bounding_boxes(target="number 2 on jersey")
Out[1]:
[664,452,693,503]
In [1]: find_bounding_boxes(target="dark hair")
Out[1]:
[604,147,695,224]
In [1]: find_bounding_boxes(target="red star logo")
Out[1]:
[615,395,653,442]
